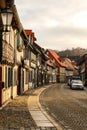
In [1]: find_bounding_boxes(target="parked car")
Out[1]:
[67,75,81,86]
[70,80,84,90]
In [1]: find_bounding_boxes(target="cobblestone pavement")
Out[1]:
[0,89,37,129]
[40,83,87,130]
[0,87,58,130]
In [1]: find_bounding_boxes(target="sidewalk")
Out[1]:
[0,85,62,130]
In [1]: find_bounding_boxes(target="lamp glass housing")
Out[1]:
[1,9,13,26]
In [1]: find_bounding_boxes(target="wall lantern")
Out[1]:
[0,8,13,31]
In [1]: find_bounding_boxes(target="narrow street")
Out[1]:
[40,83,87,130]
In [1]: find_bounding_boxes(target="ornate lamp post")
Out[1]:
[0,8,13,31]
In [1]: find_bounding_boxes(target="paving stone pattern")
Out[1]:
[0,89,58,130]
[0,90,36,128]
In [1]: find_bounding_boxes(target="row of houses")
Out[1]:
[78,54,87,86]
[0,0,78,107]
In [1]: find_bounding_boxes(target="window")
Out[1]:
[14,70,17,86]
[8,67,13,87]
[25,70,28,84]
[5,66,7,88]
[29,70,32,82]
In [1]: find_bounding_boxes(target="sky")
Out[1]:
[15,0,87,51]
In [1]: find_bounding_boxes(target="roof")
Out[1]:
[62,58,74,70]
[24,31,37,41]
[47,49,66,68]
[34,42,41,51]
[25,30,32,36]
[62,58,78,70]
[48,49,60,59]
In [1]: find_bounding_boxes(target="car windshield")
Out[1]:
[72,80,83,84]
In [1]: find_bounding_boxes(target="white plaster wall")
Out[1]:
[2,87,11,104]
[12,86,17,98]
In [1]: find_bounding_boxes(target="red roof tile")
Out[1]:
[61,58,78,70]
[62,58,74,70]
[25,30,32,36]
[48,49,66,68]
[25,30,37,41]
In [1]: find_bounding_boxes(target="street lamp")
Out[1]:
[0,8,13,31]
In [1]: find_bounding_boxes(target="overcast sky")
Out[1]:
[15,0,87,51]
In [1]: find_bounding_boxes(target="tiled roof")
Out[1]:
[48,49,66,68]
[62,58,74,70]
[62,58,78,70]
[25,30,32,36]
[48,49,60,59]
[25,30,37,41]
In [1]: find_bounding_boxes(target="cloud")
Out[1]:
[15,0,87,50]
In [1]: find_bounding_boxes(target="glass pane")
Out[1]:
[1,13,7,25]
[1,12,13,26]
[7,13,13,25]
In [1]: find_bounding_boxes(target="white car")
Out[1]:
[70,80,84,90]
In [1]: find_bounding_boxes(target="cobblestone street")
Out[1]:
[1,83,87,130]
[40,84,87,130]
[0,86,58,130]
[0,89,37,129]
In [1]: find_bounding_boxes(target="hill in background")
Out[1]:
[55,47,87,62]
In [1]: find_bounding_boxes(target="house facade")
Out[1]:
[61,58,79,82]
[0,0,30,106]
[25,30,38,88]
[46,49,66,83]
[0,27,15,106]
[78,54,87,86]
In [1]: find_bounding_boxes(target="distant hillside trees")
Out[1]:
[55,47,87,62]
